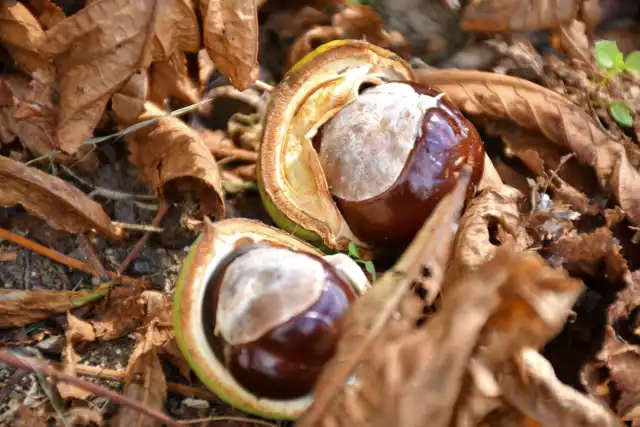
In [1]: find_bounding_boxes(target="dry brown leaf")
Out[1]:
[451,184,529,274]
[0,155,125,240]
[461,0,579,32]
[0,0,47,73]
[64,407,103,426]
[297,169,473,426]
[91,287,144,341]
[200,0,259,91]
[27,0,66,29]
[40,0,159,153]
[115,101,225,218]
[549,227,628,286]
[149,52,200,106]
[499,349,623,427]
[0,248,18,262]
[555,19,591,64]
[12,407,48,427]
[151,0,200,61]
[416,69,640,229]
[480,406,540,427]
[58,312,96,399]
[197,48,216,90]
[0,285,110,329]
[110,71,149,124]
[304,248,581,427]
[112,330,167,427]
[451,251,584,426]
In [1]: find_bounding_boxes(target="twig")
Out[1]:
[26,100,214,166]
[0,226,144,287]
[0,351,183,427]
[253,79,274,93]
[118,200,169,275]
[76,233,107,277]
[209,146,258,163]
[111,222,164,233]
[72,364,221,403]
[182,415,277,426]
[61,166,158,202]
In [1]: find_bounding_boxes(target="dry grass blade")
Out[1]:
[499,349,623,427]
[0,0,47,73]
[297,167,472,426]
[461,0,578,32]
[115,101,225,219]
[200,0,259,91]
[41,0,159,153]
[416,69,640,229]
[0,155,125,240]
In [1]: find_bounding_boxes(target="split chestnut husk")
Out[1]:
[172,218,369,420]
[258,40,484,252]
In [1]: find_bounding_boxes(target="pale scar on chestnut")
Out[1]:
[313,81,485,247]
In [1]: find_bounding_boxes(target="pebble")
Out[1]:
[181,398,210,410]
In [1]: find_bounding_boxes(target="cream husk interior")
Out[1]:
[274,58,414,244]
[319,83,444,202]
[216,247,326,346]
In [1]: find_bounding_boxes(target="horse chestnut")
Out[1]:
[208,243,358,399]
[316,81,484,246]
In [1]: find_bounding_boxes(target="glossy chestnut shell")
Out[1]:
[315,81,484,247]
[206,243,357,399]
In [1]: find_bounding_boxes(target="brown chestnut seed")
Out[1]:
[316,81,485,246]
[209,244,357,399]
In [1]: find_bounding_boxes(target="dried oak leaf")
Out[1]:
[200,0,259,91]
[416,69,640,229]
[498,348,623,427]
[461,0,579,32]
[0,286,109,328]
[451,184,530,274]
[548,227,628,286]
[0,155,125,240]
[115,101,225,218]
[40,0,159,153]
[112,329,167,427]
[150,0,200,61]
[297,169,473,426]
[0,0,48,73]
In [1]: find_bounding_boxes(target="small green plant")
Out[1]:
[347,241,377,281]
[593,40,639,128]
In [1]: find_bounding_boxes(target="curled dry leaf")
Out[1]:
[582,271,640,420]
[0,0,47,73]
[150,0,200,61]
[26,0,66,29]
[114,101,225,219]
[0,285,109,328]
[554,19,591,64]
[303,247,582,427]
[499,349,623,427]
[0,155,125,240]
[416,69,640,229]
[548,227,629,286]
[90,286,144,341]
[112,329,168,427]
[461,0,578,32]
[297,169,472,426]
[40,0,159,153]
[149,52,200,107]
[58,312,96,399]
[451,184,530,274]
[200,0,259,91]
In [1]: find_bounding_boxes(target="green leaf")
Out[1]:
[595,40,621,69]
[347,241,360,259]
[364,260,376,281]
[624,51,640,76]
[609,101,634,127]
